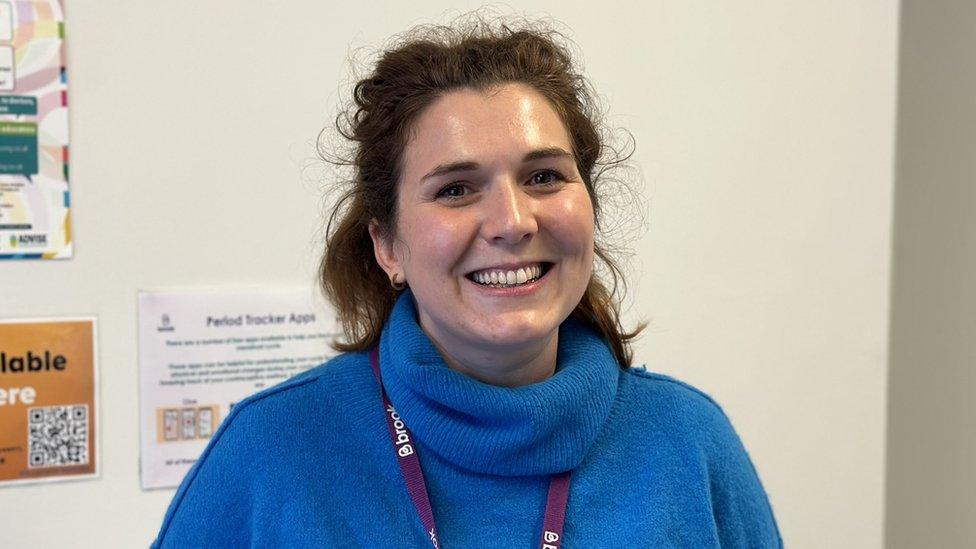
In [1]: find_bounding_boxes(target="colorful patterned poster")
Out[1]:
[0,318,98,486]
[0,1,69,260]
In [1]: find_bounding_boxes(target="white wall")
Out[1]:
[0,1,898,547]
[886,1,976,546]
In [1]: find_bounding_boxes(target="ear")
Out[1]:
[368,219,401,280]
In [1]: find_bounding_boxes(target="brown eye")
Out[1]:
[530,170,564,186]
[436,183,468,200]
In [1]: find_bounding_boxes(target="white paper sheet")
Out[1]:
[137,287,339,490]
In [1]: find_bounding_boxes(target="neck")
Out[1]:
[426,332,559,388]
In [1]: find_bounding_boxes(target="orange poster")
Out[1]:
[0,318,97,485]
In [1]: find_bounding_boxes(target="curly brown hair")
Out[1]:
[319,16,644,366]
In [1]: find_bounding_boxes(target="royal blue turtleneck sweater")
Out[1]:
[153,292,781,547]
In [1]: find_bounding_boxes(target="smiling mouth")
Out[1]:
[465,262,553,288]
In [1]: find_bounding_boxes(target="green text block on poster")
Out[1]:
[0,121,38,175]
[0,96,38,115]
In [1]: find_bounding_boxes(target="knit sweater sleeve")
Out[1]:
[152,390,274,549]
[694,390,783,548]
[150,371,325,549]
[150,398,261,549]
[629,369,783,548]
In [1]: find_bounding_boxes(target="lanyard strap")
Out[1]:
[368,348,571,549]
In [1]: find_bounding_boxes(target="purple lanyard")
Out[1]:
[369,348,572,549]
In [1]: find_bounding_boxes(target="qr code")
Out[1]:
[28,405,89,468]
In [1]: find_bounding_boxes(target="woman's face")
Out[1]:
[371,83,595,363]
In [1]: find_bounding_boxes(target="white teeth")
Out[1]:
[470,264,546,288]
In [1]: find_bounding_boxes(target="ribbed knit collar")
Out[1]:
[377,291,619,476]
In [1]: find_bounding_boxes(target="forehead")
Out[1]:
[402,83,574,176]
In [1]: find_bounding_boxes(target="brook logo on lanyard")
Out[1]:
[385,404,415,457]
[369,348,571,549]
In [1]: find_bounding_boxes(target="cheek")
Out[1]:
[397,211,475,270]
[549,192,596,254]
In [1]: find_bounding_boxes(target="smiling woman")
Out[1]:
[370,84,596,388]
[152,15,782,548]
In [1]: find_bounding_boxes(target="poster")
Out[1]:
[0,317,98,486]
[0,1,70,259]
[138,287,339,489]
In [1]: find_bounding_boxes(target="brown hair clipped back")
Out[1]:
[319,17,644,367]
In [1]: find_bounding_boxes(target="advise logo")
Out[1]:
[8,233,47,248]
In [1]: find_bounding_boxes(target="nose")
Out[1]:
[481,179,538,245]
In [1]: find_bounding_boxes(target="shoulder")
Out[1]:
[218,353,372,424]
[153,351,375,547]
[189,351,378,462]
[618,365,735,442]
[621,365,723,407]
[615,366,765,486]
[196,350,375,469]
[254,350,370,397]
[620,366,782,547]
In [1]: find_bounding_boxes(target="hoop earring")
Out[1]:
[390,273,407,291]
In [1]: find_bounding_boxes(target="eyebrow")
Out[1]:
[420,147,575,182]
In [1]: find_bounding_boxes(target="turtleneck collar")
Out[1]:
[377,290,620,476]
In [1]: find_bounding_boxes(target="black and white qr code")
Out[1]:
[27,405,89,468]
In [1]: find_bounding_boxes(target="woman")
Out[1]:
[153,20,781,548]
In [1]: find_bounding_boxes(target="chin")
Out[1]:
[464,316,562,349]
